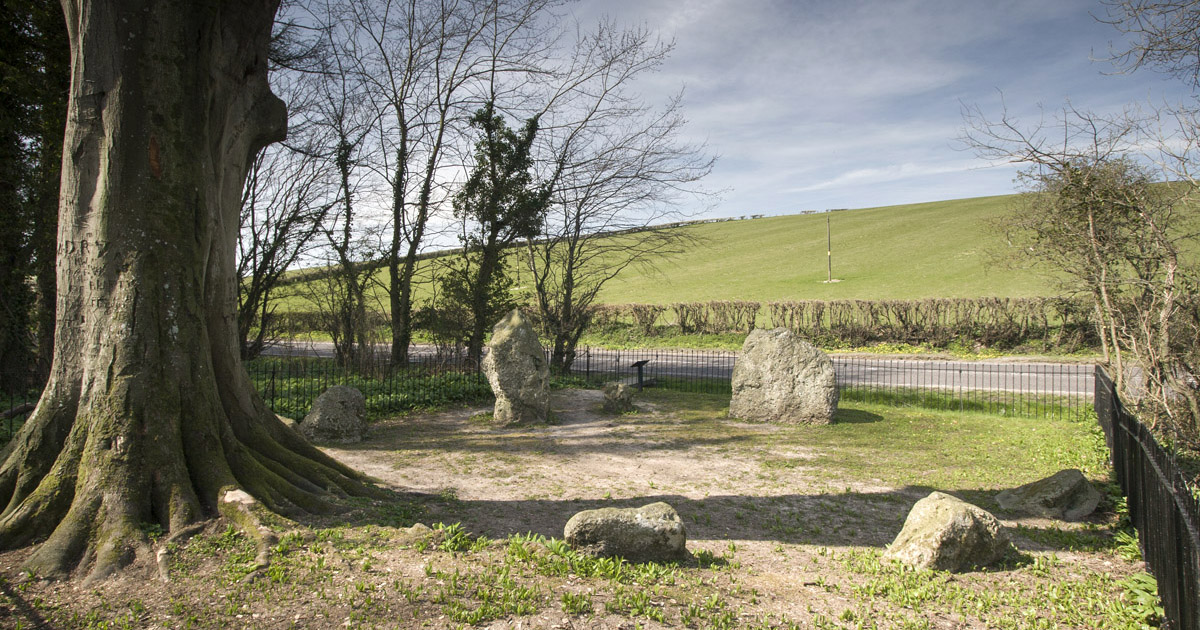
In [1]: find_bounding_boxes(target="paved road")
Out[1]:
[263,341,1095,396]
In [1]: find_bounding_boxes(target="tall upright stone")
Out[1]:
[730,328,838,424]
[482,309,550,424]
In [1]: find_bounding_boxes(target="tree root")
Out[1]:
[0,384,383,581]
[218,487,281,583]
[9,0,375,583]
[154,521,209,582]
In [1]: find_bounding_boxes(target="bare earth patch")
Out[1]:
[0,388,1150,629]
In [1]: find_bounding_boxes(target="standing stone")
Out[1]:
[602,382,636,413]
[996,469,1103,521]
[564,502,687,562]
[884,492,1013,572]
[482,309,550,424]
[299,385,368,443]
[729,328,838,424]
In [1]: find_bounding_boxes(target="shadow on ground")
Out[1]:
[321,389,1116,557]
[340,484,1117,559]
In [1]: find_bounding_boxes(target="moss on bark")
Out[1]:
[0,0,383,582]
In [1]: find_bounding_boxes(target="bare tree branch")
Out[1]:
[524,19,717,372]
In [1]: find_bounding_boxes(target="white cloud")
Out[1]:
[785,160,981,193]
[565,0,1193,217]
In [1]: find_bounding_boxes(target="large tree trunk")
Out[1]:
[0,0,380,582]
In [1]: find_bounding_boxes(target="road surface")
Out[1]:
[262,341,1095,397]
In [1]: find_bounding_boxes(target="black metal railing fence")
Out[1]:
[1096,367,1200,630]
[251,347,1095,421]
[6,352,1192,625]
[248,354,491,421]
[2,347,1095,445]
[568,347,1092,420]
[0,373,41,444]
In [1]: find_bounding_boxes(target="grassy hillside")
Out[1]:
[593,194,1056,303]
[279,193,1064,313]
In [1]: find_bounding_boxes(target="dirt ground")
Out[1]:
[0,388,1148,629]
[327,390,900,547]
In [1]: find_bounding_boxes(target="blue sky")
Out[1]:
[568,0,1193,218]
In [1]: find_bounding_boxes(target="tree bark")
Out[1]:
[391,134,445,367]
[0,0,380,582]
[467,239,502,367]
[387,127,410,367]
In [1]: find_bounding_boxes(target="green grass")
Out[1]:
[632,389,1110,493]
[594,196,1055,303]
[275,193,1060,314]
[10,387,1153,630]
[271,190,1200,351]
[245,357,492,420]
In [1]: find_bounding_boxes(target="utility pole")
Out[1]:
[826,213,832,283]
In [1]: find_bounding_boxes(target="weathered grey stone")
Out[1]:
[729,328,838,424]
[482,309,550,424]
[602,382,636,413]
[884,492,1013,572]
[996,469,1102,521]
[396,523,441,547]
[276,414,299,431]
[564,502,687,562]
[298,385,368,443]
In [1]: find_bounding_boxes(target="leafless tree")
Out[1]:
[524,21,716,372]
[962,103,1200,445]
[237,142,337,359]
[336,0,561,365]
[1102,0,1200,88]
[302,4,381,367]
[1100,0,1200,441]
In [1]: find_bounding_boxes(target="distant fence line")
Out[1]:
[0,375,38,446]
[250,355,491,421]
[1096,368,1200,630]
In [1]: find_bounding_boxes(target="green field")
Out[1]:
[591,195,1060,303]
[280,193,1064,314]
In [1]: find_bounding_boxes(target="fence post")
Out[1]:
[269,362,277,412]
[1094,365,1200,630]
[958,368,963,412]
